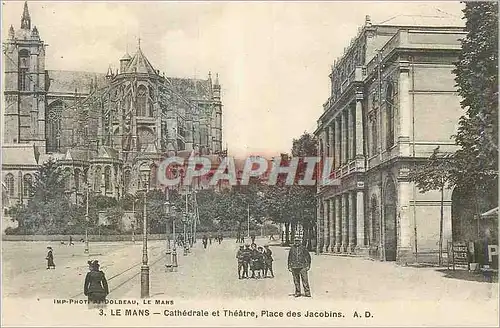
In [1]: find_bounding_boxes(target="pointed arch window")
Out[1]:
[18,49,30,91]
[386,83,395,149]
[123,169,131,191]
[74,169,81,191]
[23,174,33,197]
[94,166,102,192]
[5,174,15,197]
[104,166,112,193]
[137,85,148,117]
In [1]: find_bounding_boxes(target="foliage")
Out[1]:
[452,2,498,193]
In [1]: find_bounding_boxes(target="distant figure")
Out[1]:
[46,247,55,269]
[287,237,311,297]
[250,244,260,279]
[242,244,251,278]
[69,236,74,246]
[269,233,275,241]
[84,260,109,307]
[236,245,245,279]
[263,245,274,278]
[218,233,223,244]
[202,235,208,249]
[250,232,256,244]
[209,234,212,245]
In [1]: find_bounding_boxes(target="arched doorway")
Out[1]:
[384,178,397,261]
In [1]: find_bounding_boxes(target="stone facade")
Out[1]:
[314,16,465,263]
[2,2,224,207]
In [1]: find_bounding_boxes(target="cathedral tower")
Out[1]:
[3,1,47,152]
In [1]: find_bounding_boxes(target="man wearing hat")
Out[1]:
[287,235,311,297]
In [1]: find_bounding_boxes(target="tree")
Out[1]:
[10,158,71,234]
[409,147,454,265]
[452,2,498,210]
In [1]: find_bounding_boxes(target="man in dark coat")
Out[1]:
[287,237,311,297]
[241,244,251,278]
[263,245,274,278]
[202,235,208,249]
[84,260,109,306]
[46,247,55,269]
[236,245,245,279]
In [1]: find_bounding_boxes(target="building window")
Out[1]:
[18,50,30,91]
[23,174,33,197]
[123,170,131,191]
[104,166,111,193]
[5,174,15,197]
[94,166,102,191]
[137,85,148,116]
[371,114,378,156]
[74,169,81,191]
[386,83,395,149]
[47,105,62,153]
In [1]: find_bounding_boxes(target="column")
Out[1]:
[328,125,334,158]
[355,92,365,169]
[348,106,354,161]
[323,199,329,253]
[341,111,347,165]
[335,117,341,169]
[341,193,348,252]
[398,181,412,250]
[356,189,365,250]
[329,198,335,252]
[335,196,342,252]
[399,63,411,156]
[316,200,323,253]
[348,191,356,253]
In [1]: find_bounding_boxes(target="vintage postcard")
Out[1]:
[1,1,498,327]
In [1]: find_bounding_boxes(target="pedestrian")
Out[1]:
[263,245,274,278]
[69,236,74,246]
[250,243,260,279]
[218,232,223,244]
[255,246,265,278]
[287,236,311,297]
[250,232,256,244]
[209,234,212,245]
[84,260,109,308]
[242,244,251,278]
[46,247,55,269]
[202,234,208,249]
[236,245,245,279]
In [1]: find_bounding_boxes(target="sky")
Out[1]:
[2,1,464,157]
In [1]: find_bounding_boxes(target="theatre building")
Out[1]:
[314,15,465,263]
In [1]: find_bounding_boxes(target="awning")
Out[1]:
[481,207,498,219]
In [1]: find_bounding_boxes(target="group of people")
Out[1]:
[236,243,274,279]
[202,233,224,248]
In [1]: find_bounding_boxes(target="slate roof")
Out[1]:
[46,70,107,95]
[2,144,38,166]
[124,48,157,75]
[167,77,212,101]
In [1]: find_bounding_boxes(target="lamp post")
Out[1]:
[172,211,178,270]
[140,181,149,299]
[84,184,90,254]
[164,199,173,272]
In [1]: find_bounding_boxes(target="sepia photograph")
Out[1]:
[1,0,498,327]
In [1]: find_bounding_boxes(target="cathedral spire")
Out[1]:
[21,1,31,30]
[9,25,15,39]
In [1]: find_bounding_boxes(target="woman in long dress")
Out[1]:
[84,260,109,307]
[46,247,55,269]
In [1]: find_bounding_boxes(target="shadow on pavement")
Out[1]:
[435,268,498,283]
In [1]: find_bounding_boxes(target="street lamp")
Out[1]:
[164,199,174,272]
[140,180,150,299]
[84,184,90,254]
[131,197,139,244]
[172,210,178,270]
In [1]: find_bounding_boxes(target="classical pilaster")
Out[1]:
[317,199,324,253]
[398,168,412,262]
[348,191,356,253]
[341,193,348,252]
[341,110,347,165]
[335,196,342,252]
[348,106,355,161]
[335,117,341,169]
[323,199,330,253]
[355,91,365,171]
[329,198,335,252]
[356,189,366,250]
[328,125,334,158]
[398,61,411,156]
